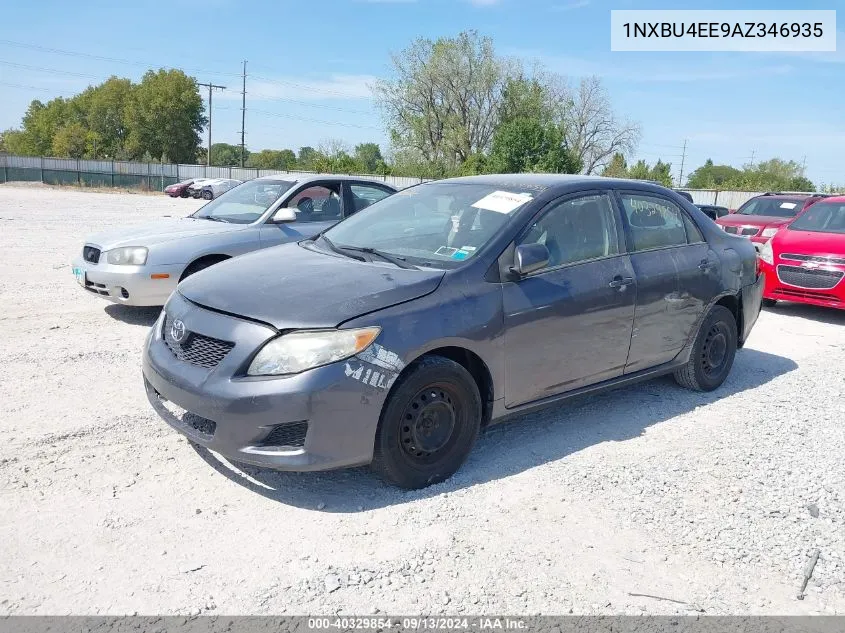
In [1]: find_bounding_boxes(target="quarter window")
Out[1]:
[620,193,698,251]
[519,194,620,269]
[350,184,393,213]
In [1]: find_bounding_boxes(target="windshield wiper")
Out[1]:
[320,235,366,262]
[201,216,230,223]
[340,246,419,270]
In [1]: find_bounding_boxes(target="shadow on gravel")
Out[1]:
[104,304,162,327]
[763,302,845,326]
[190,347,797,512]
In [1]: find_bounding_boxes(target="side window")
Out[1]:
[683,213,704,243]
[620,193,691,252]
[519,194,620,269]
[285,185,342,223]
[349,184,393,214]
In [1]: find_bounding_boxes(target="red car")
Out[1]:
[716,192,830,251]
[758,196,845,310]
[164,179,196,198]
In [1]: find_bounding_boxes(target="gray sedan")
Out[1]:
[71,175,397,306]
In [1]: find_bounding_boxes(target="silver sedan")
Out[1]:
[71,175,398,306]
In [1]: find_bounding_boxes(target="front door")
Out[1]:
[616,191,720,372]
[502,192,637,408]
[259,182,344,248]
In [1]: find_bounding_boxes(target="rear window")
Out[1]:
[737,197,806,218]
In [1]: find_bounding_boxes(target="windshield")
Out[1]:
[789,202,845,234]
[322,182,537,267]
[737,197,805,218]
[191,179,295,224]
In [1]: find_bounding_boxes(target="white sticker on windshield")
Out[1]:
[780,202,797,209]
[472,190,533,214]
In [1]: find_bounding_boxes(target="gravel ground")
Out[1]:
[0,184,843,616]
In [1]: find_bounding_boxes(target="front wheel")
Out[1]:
[202,190,213,200]
[674,305,737,392]
[371,356,481,489]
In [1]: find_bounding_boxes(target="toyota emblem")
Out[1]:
[170,319,186,343]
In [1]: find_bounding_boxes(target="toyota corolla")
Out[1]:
[143,175,763,489]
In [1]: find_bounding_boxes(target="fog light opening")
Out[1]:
[120,287,129,299]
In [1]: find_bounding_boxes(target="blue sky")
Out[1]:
[0,0,842,186]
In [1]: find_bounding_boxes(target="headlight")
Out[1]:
[759,240,774,266]
[247,327,381,376]
[761,227,779,238]
[106,246,148,265]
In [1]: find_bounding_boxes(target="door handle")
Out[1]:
[609,276,634,289]
[698,259,717,272]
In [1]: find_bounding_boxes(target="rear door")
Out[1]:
[616,190,721,373]
[259,181,344,248]
[502,191,636,407]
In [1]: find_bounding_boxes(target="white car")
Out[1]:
[189,178,242,200]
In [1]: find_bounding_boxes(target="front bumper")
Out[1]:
[760,259,845,310]
[141,293,388,471]
[71,255,183,306]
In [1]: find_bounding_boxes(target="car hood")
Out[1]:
[775,228,845,256]
[178,242,446,329]
[717,214,792,228]
[86,218,240,250]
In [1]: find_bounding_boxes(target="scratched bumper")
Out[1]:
[141,292,390,471]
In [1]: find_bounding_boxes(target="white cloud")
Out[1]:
[219,74,377,101]
[467,0,501,6]
[551,0,590,11]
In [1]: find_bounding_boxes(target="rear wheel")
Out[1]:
[371,356,481,489]
[674,305,737,392]
[762,298,778,308]
[202,190,213,200]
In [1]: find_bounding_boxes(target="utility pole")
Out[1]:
[240,60,247,167]
[749,150,756,169]
[198,81,226,167]
[801,155,807,173]
[677,139,688,188]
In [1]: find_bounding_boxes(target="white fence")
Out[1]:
[0,154,799,207]
[0,154,426,191]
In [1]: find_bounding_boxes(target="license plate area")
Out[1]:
[72,267,86,286]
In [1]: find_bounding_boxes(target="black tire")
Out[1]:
[762,298,778,308]
[180,190,190,198]
[202,190,213,200]
[180,256,227,281]
[371,356,481,489]
[674,305,738,392]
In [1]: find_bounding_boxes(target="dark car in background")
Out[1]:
[716,192,831,251]
[697,204,730,221]
[143,175,763,489]
[164,179,197,198]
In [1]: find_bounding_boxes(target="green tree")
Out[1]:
[209,142,245,166]
[353,143,384,172]
[601,153,628,178]
[297,146,318,170]
[686,159,743,188]
[247,149,297,170]
[51,123,88,158]
[126,69,206,163]
[374,30,512,168]
[79,77,134,158]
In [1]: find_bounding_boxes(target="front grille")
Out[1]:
[184,413,217,437]
[741,227,759,236]
[162,315,234,369]
[782,253,845,266]
[773,288,840,303]
[777,265,844,290]
[260,422,308,448]
[723,226,738,234]
[83,245,101,264]
[84,280,109,296]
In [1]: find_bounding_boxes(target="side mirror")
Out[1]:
[272,207,297,223]
[511,243,549,276]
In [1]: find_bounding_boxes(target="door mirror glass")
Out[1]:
[512,243,550,276]
[272,207,297,223]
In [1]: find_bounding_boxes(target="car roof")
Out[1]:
[253,173,395,186]
[433,174,677,195]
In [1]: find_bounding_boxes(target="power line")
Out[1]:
[250,73,369,99]
[0,59,102,79]
[0,81,54,92]
[198,82,226,167]
[218,106,381,130]
[222,88,373,115]
[0,39,241,77]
